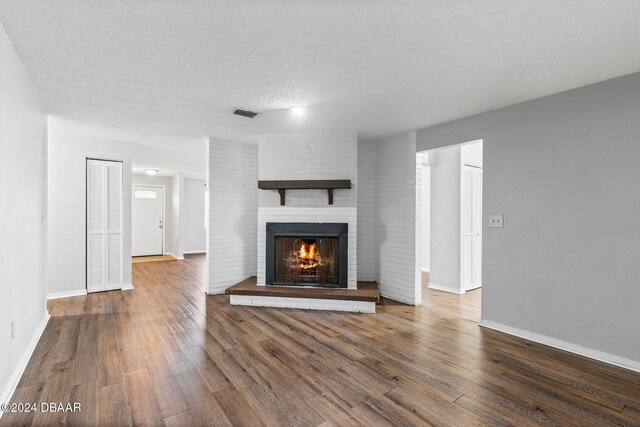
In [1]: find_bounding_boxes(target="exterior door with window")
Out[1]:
[132,185,164,256]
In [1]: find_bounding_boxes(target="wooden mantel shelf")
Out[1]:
[258,179,351,206]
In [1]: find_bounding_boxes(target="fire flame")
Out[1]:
[298,241,318,260]
[287,240,324,274]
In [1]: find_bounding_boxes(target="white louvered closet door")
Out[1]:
[87,159,123,293]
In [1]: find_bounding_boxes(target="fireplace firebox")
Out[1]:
[265,223,348,288]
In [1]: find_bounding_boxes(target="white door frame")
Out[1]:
[132,184,166,256]
[460,163,482,292]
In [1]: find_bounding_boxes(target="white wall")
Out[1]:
[48,130,133,295]
[429,145,462,293]
[208,139,258,294]
[132,174,173,255]
[49,118,207,180]
[170,173,185,259]
[256,132,359,288]
[461,141,483,168]
[374,132,421,305]
[420,161,431,271]
[183,178,206,253]
[417,71,640,369]
[357,141,376,280]
[48,117,206,295]
[258,132,358,208]
[0,22,48,408]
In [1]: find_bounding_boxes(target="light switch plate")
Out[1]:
[489,215,504,228]
[436,216,442,223]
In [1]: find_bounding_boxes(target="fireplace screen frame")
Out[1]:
[265,222,348,288]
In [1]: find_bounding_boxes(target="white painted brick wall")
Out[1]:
[375,132,422,305]
[256,132,359,293]
[357,141,376,280]
[207,139,258,294]
[258,132,358,207]
[257,207,357,289]
[230,295,375,313]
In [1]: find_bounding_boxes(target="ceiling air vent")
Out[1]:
[233,108,258,118]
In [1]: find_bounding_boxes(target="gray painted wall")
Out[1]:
[357,140,377,281]
[417,72,640,363]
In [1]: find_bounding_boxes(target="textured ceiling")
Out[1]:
[2,0,640,143]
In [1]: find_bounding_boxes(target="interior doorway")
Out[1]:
[132,185,165,256]
[418,140,483,296]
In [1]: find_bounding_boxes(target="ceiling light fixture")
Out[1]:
[145,169,159,176]
[291,107,304,116]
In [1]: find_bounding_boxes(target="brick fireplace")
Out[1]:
[265,222,348,288]
[257,207,358,289]
[208,131,421,310]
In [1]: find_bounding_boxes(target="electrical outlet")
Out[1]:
[489,215,504,228]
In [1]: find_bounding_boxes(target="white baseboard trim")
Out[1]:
[479,319,640,374]
[183,250,206,255]
[379,292,421,306]
[46,289,87,300]
[0,312,50,419]
[122,283,134,291]
[165,252,184,260]
[428,283,464,294]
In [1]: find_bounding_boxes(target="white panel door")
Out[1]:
[87,159,123,293]
[461,165,482,291]
[132,185,164,256]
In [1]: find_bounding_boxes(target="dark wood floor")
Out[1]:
[2,254,639,426]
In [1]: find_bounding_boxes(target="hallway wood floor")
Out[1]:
[2,254,639,426]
